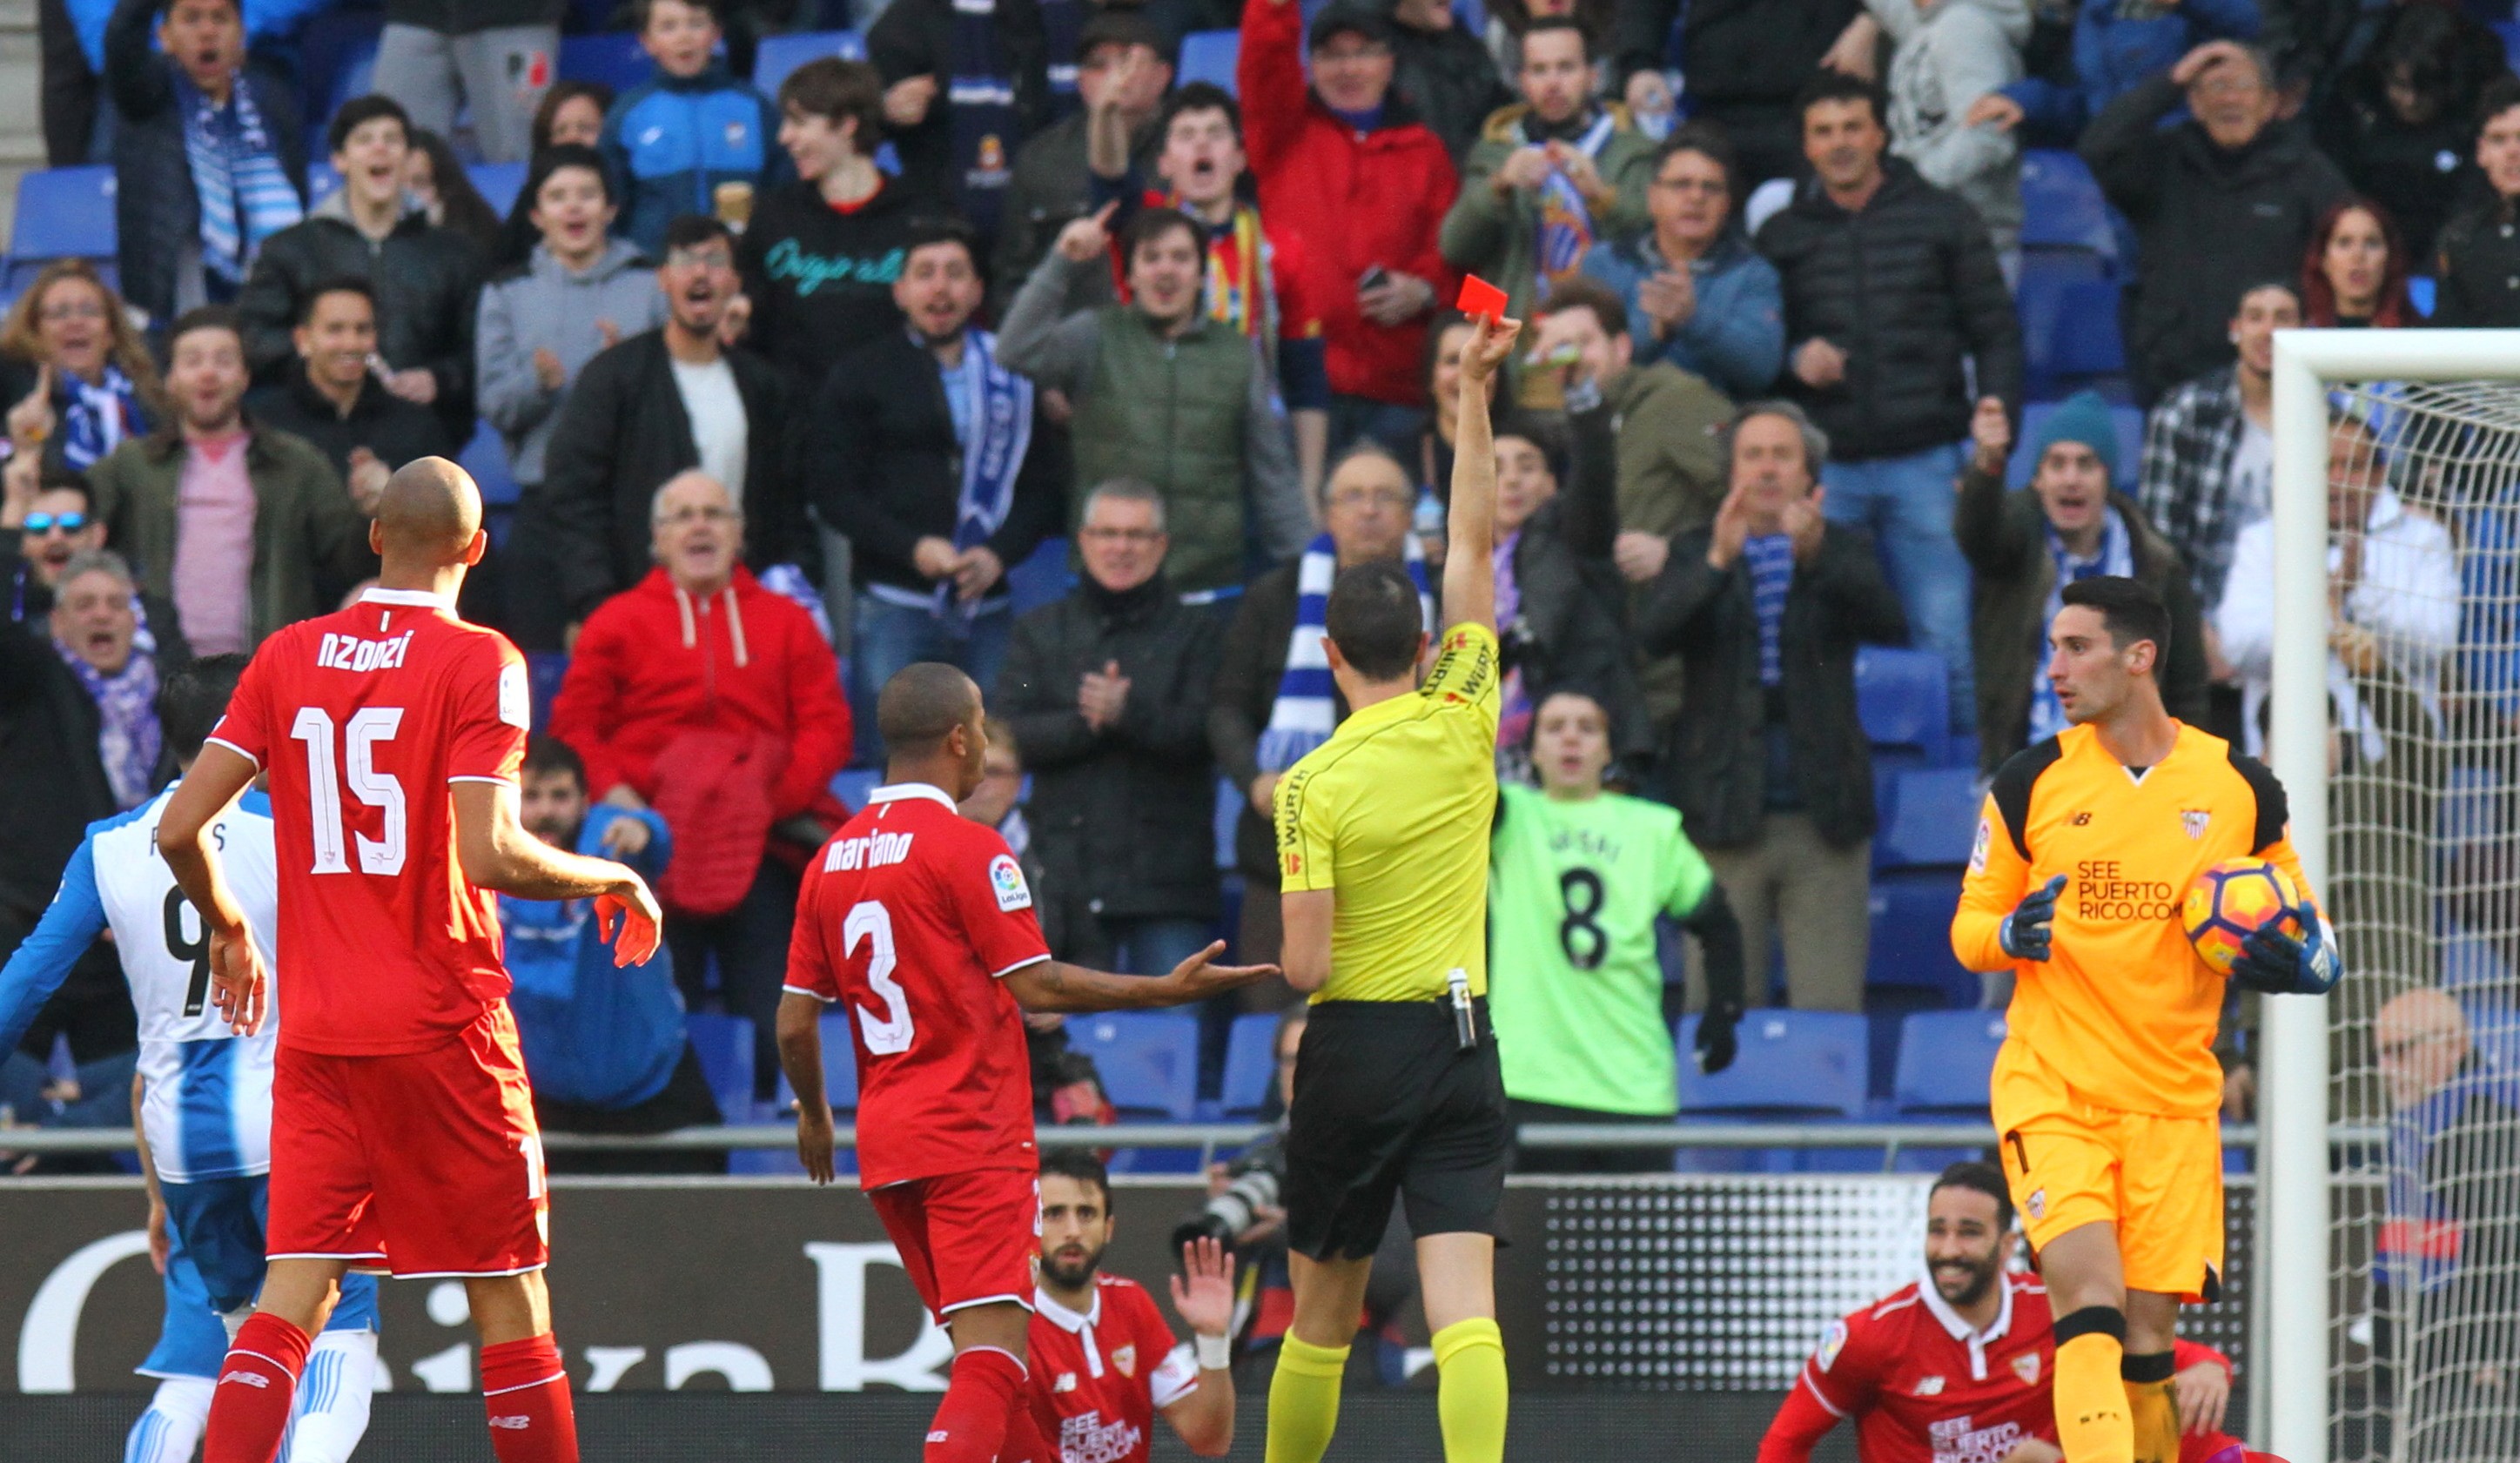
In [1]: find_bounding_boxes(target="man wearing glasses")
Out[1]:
[541,214,808,637]
[992,479,1227,978]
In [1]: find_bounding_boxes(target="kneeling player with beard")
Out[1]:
[1760,1163,2245,1462]
[1027,1150,1237,1460]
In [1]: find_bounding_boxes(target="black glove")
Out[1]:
[2000,874,2068,962]
[2230,903,2342,996]
[1695,1002,1743,1075]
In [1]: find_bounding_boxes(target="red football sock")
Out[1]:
[1002,1381,1059,1463]
[202,1312,311,1463]
[925,1346,1026,1463]
[480,1333,579,1463]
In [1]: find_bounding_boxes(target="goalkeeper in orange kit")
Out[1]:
[1952,576,2340,1463]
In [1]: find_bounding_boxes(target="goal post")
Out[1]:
[2265,329,2520,1463]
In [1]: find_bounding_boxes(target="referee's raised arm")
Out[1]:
[1441,313,1522,634]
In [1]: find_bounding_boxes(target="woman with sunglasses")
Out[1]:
[0,261,168,474]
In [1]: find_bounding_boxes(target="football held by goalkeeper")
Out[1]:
[1951,575,2340,1463]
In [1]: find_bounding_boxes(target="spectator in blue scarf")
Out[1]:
[0,263,165,475]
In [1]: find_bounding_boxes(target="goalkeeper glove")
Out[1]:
[2000,874,2068,962]
[1695,1002,1742,1076]
[2231,902,2342,996]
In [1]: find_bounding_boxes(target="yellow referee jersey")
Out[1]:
[1273,621,1502,1003]
[1952,721,2313,1117]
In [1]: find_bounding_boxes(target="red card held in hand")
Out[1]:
[1457,275,1508,320]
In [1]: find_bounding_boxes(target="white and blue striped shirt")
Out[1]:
[0,784,280,1182]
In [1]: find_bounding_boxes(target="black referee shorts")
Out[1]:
[1285,997,1509,1262]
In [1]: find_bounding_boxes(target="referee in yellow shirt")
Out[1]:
[1262,311,1521,1463]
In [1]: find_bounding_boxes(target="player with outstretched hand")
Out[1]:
[1758,1161,2245,1463]
[1951,576,2335,1463]
[1263,305,1520,1463]
[777,661,1273,1463]
[1025,1149,1236,1460]
[158,458,664,1463]
[0,656,380,1463]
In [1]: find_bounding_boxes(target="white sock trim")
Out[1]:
[480,1370,568,1398]
[226,1349,300,1383]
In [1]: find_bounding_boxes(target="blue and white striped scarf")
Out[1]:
[941,329,1033,630]
[61,366,145,471]
[178,73,302,290]
[1257,534,1434,773]
[1743,533,1795,688]
[2027,507,2133,743]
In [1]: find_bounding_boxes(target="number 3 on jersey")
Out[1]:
[292,707,406,876]
[846,900,915,1055]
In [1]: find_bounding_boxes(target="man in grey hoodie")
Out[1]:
[476,144,664,645]
[1847,0,2028,270]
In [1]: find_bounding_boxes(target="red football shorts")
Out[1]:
[266,1003,549,1277]
[866,1166,1040,1319]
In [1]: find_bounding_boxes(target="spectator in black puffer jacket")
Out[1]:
[993,479,1224,979]
[103,0,307,332]
[1613,0,1865,188]
[2083,40,2349,405]
[237,96,485,446]
[2434,76,2520,328]
[2311,0,2506,267]
[1756,70,2019,735]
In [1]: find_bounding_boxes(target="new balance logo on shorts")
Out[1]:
[489,1415,533,1429]
[219,1370,272,1388]
[928,1430,951,1443]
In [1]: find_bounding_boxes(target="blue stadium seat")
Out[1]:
[1865,870,1981,1007]
[1855,648,1950,760]
[525,650,569,731]
[561,33,655,91]
[1875,767,1980,870]
[459,419,521,506]
[2501,20,2520,72]
[1009,536,1076,614]
[2018,150,2113,258]
[1178,30,1240,91]
[753,30,866,97]
[830,767,882,812]
[467,161,528,217]
[300,8,384,132]
[2409,274,2436,319]
[682,1010,756,1118]
[1675,1010,1867,1117]
[1065,1012,1200,1119]
[1213,776,1240,869]
[8,168,118,283]
[2018,259,2127,398]
[1218,1012,1280,1117]
[306,160,342,203]
[1893,1010,2007,1114]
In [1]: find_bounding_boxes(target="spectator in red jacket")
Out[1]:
[548,469,850,1098]
[1239,0,1459,460]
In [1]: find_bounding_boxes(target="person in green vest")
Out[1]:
[1489,687,1746,1172]
[999,203,1311,600]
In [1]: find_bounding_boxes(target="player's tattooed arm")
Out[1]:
[1005,944,1280,1013]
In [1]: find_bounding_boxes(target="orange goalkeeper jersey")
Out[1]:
[1952,722,2312,1117]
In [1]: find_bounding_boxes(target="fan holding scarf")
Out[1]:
[1208,443,1431,976]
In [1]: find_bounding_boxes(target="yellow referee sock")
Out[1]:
[1431,1318,1509,1463]
[2121,1351,2181,1463]
[2053,1312,2133,1463]
[1264,1333,1349,1463]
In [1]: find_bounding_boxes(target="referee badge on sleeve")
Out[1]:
[989,854,1033,912]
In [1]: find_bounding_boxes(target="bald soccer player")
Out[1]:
[159,457,665,1463]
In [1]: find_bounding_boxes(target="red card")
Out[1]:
[1457,275,1508,321]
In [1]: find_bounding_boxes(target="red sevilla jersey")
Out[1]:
[1798,1273,2058,1462]
[783,783,1051,1187]
[207,588,529,1056]
[1028,1275,1200,1463]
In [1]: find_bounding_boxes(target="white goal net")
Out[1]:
[2266,339,2520,1463]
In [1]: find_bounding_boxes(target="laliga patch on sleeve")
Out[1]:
[989,854,1033,912]
[1817,1319,1848,1372]
[499,661,532,731]
[1968,816,1992,876]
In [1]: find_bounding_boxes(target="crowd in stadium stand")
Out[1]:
[0,0,2506,1230]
